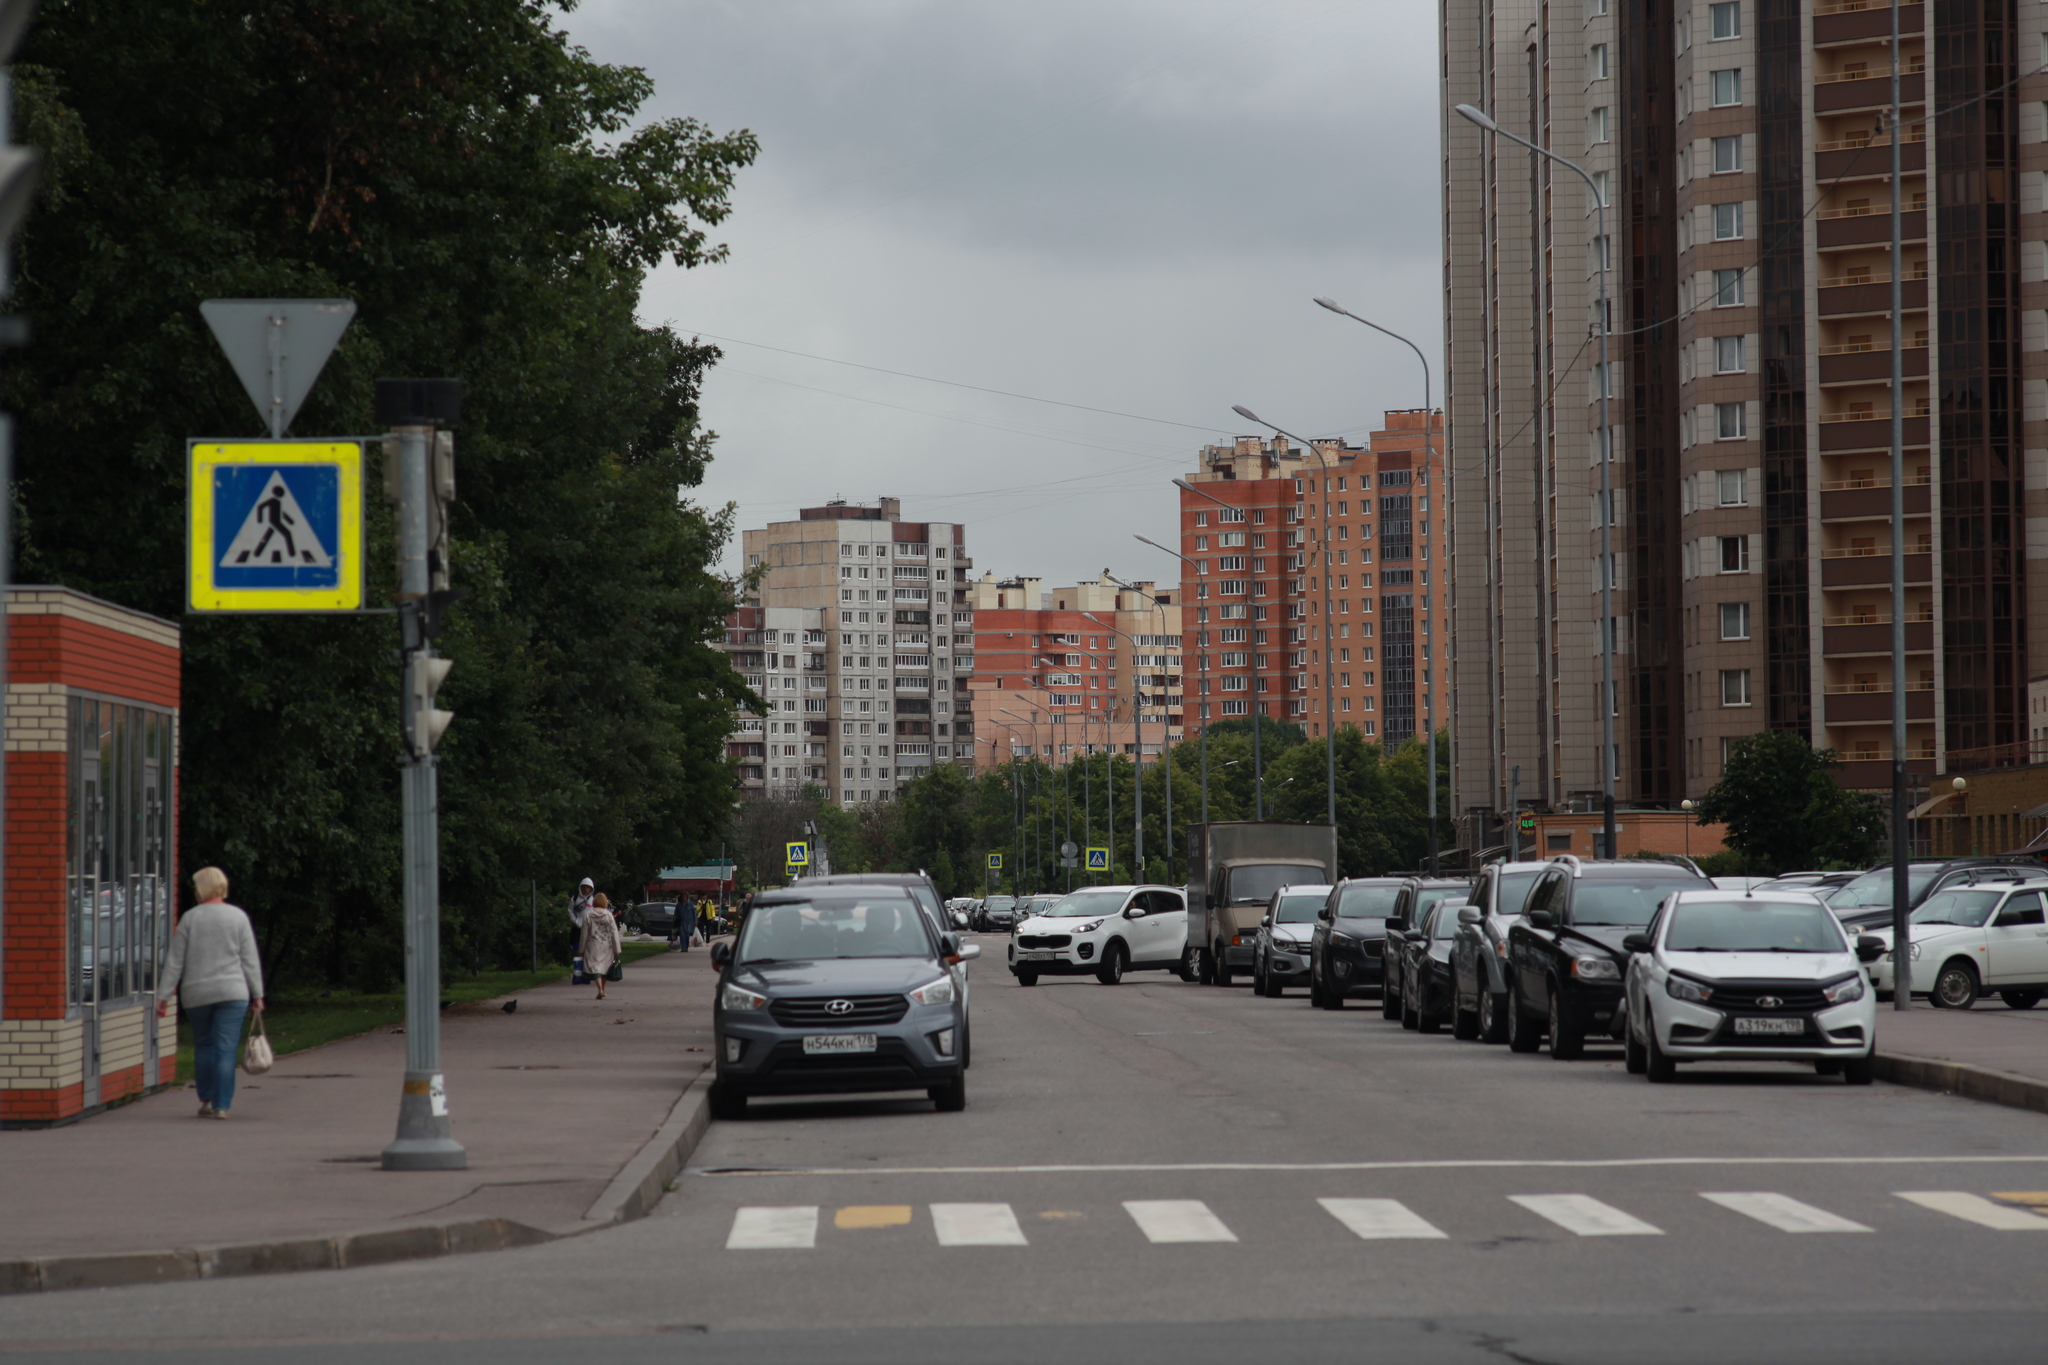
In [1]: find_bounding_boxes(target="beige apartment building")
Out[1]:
[1445,0,2048,845]
[727,498,976,805]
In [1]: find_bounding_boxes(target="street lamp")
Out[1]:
[1230,407,1340,838]
[1104,573,1179,886]
[1304,308,1443,873]
[1453,101,1616,866]
[1136,533,1210,829]
[1680,799,1694,862]
[1084,611,1148,880]
[1173,476,1266,819]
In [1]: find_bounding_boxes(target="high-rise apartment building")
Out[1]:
[1445,0,2046,837]
[1178,413,1450,744]
[724,498,976,805]
[966,573,1183,763]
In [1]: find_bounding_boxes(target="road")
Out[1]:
[7,934,2048,1363]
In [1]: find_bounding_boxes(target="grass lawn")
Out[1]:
[172,940,679,1082]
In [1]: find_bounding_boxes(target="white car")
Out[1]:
[1622,889,1883,1084]
[1252,884,1334,998]
[1864,881,2048,1009]
[1008,885,1188,986]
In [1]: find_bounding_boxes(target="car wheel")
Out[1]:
[1213,943,1234,988]
[1186,945,1211,985]
[1841,1054,1876,1086]
[1015,971,1038,987]
[708,1079,748,1120]
[930,1075,968,1111]
[1547,990,1584,1060]
[1098,942,1127,986]
[1624,1020,1647,1074]
[1930,959,1980,1009]
[2000,990,2044,1010]
[1645,1026,1677,1083]
[961,1021,972,1070]
[1506,985,1542,1053]
[1400,987,1420,1030]
[1479,988,1509,1044]
[1453,998,1479,1040]
[1418,988,1442,1033]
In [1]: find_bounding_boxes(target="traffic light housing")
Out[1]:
[409,653,453,756]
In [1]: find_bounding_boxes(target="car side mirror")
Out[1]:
[1622,932,1651,954]
[1385,916,1407,933]
[941,931,961,957]
[1856,934,1886,964]
[1458,906,1482,925]
[957,942,982,962]
[1261,915,1273,928]
[709,940,733,969]
[1125,905,1146,918]
[1527,909,1556,930]
[1319,907,1333,922]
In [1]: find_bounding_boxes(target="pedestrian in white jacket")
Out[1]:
[156,867,265,1119]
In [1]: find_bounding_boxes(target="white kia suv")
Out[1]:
[1009,885,1188,986]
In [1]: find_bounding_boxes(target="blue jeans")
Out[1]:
[187,999,250,1112]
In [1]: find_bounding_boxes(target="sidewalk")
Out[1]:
[0,942,717,1290]
[1875,997,2048,1116]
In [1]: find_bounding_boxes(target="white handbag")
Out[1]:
[241,1011,275,1074]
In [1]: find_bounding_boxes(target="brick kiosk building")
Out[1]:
[1,588,180,1127]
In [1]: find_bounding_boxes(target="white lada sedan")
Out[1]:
[1863,880,2048,1010]
[1008,885,1188,986]
[1622,889,1885,1084]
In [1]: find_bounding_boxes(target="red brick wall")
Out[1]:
[1,1082,83,1123]
[3,751,68,1020]
[10,615,179,707]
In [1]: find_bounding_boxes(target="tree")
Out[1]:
[1691,731,1886,874]
[898,762,978,893]
[15,1,759,985]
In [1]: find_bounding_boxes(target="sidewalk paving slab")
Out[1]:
[1875,997,2048,1117]
[0,944,717,1294]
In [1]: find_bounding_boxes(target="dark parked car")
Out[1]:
[625,901,681,936]
[1398,896,1466,1033]
[801,871,950,941]
[1308,878,1406,1009]
[1824,858,2045,933]
[707,883,978,1118]
[1379,877,1475,1022]
[1505,857,1714,1058]
[980,895,1020,933]
[1449,860,1550,1043]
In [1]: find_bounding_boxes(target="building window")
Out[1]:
[1589,106,1610,143]
[1590,43,1609,79]
[1716,402,1747,439]
[1720,668,1752,706]
[1714,335,1744,373]
[1713,269,1745,306]
[1591,169,1611,206]
[1720,601,1751,640]
[1718,468,1748,505]
[1719,535,1750,572]
[1712,135,1742,173]
[1713,201,1744,240]
[1710,68,1742,106]
[1709,1,1740,38]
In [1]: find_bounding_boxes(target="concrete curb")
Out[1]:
[0,1066,715,1297]
[1874,1048,2048,1116]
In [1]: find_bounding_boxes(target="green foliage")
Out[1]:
[14,1,759,986]
[1268,728,1450,876]
[1691,731,1886,875]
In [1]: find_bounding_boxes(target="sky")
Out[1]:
[563,0,1443,591]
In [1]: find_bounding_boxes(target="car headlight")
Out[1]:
[1665,974,1713,1004]
[720,982,768,1011]
[1821,973,1865,1005]
[1329,932,1357,949]
[908,975,957,1006]
[1072,919,1105,934]
[1572,955,1621,980]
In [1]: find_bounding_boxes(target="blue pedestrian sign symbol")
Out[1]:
[189,441,363,612]
[786,842,810,868]
[1085,847,1110,871]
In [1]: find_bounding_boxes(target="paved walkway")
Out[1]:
[1879,996,2048,1085]
[0,944,715,1261]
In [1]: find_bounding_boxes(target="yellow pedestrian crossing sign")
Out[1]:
[188,441,364,612]
[786,842,809,868]
[986,853,1002,870]
[1085,847,1109,871]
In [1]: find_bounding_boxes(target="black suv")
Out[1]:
[1448,860,1550,1043]
[1504,857,1713,1058]
[1307,878,1406,1009]
[1378,877,1475,1022]
[1825,858,2046,933]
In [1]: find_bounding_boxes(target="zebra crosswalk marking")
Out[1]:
[1895,1191,2048,1230]
[727,1206,819,1249]
[931,1203,1029,1246]
[1318,1197,1448,1240]
[1508,1194,1663,1237]
[1124,1199,1238,1243]
[1700,1192,1872,1233]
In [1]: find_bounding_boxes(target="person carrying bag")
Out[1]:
[581,893,623,1000]
[156,866,266,1119]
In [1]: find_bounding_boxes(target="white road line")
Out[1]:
[931,1202,1028,1246]
[1319,1197,1448,1240]
[726,1205,819,1250]
[1895,1191,2048,1230]
[1700,1192,1872,1234]
[1124,1199,1238,1243]
[1509,1194,1663,1237]
[691,1154,2048,1178]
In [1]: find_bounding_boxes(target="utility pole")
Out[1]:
[377,378,465,1172]
[1887,0,1911,1009]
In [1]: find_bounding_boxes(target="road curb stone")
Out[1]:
[1874,1048,2048,1116]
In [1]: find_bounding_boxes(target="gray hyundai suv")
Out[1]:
[709,883,979,1118]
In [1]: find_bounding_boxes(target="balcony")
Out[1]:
[1818,345,1928,384]
[1819,482,1931,521]
[1817,278,1927,319]
[1824,685,1936,724]
[1821,551,1931,587]
[1817,208,1925,249]
[1813,70,1922,114]
[1814,0,1923,41]
[1814,140,1925,182]
[1818,413,1928,452]
[1824,620,1934,655]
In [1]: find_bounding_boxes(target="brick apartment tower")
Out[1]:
[1445,0,2048,843]
[1,588,180,1127]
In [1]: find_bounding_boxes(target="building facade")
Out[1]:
[729,499,976,805]
[1178,412,1450,745]
[1445,0,2048,841]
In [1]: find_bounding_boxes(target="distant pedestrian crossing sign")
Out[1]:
[188,441,363,612]
[786,842,809,868]
[1085,847,1109,871]
[986,853,1002,870]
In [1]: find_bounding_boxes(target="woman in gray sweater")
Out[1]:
[155,867,266,1119]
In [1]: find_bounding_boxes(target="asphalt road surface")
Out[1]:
[8,934,2048,1364]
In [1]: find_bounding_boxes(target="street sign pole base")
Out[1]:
[381,1071,467,1170]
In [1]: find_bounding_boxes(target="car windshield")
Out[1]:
[1043,889,1132,919]
[1828,866,1943,909]
[984,897,1016,911]
[1571,876,1706,927]
[1413,888,1463,924]
[1230,863,1320,905]
[1335,884,1401,920]
[1495,871,1542,917]
[737,895,934,962]
[1273,893,1325,924]
[1909,889,2004,929]
[1664,900,1848,953]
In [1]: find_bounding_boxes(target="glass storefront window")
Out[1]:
[68,698,174,1010]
